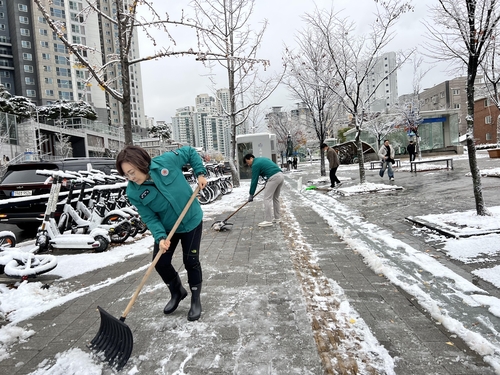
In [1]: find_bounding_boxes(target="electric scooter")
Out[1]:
[57,175,131,243]
[34,170,110,252]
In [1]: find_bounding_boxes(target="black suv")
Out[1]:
[0,158,117,231]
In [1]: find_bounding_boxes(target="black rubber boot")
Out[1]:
[163,274,187,315]
[187,283,202,321]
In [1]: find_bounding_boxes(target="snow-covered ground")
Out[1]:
[1,155,500,374]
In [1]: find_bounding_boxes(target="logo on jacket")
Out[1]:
[140,189,150,199]
[161,168,169,176]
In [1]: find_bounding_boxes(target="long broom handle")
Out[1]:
[223,185,265,222]
[120,186,200,319]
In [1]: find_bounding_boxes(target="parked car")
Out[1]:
[0,158,117,232]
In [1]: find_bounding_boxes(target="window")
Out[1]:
[45,89,54,96]
[53,0,64,5]
[453,103,460,109]
[21,41,31,48]
[43,65,52,72]
[452,89,460,95]
[56,67,70,76]
[0,71,10,78]
[54,43,66,53]
[55,55,69,65]
[20,28,30,36]
[0,24,4,31]
[59,91,74,100]
[45,78,53,84]
[18,4,28,11]
[42,53,50,60]
[440,91,445,98]
[19,16,29,24]
[57,79,72,89]
[50,8,65,18]
[70,13,84,22]
[24,65,34,73]
[26,90,36,97]
[4,83,10,89]
[22,53,33,61]
[38,16,47,24]
[25,77,35,85]
[71,25,80,33]
[40,41,49,48]
[0,12,4,19]
[39,29,48,36]
[484,98,491,107]
[485,115,492,124]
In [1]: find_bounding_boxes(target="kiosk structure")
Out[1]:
[236,133,277,179]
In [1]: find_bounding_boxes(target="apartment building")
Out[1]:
[474,97,499,145]
[366,51,399,112]
[0,0,145,131]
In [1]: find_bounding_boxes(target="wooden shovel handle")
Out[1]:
[121,186,200,319]
[223,185,265,222]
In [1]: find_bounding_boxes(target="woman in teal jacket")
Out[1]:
[116,145,207,321]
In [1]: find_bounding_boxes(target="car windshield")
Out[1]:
[1,168,58,184]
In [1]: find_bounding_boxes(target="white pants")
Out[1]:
[262,172,284,221]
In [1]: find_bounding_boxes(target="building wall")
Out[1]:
[366,51,398,112]
[474,97,499,144]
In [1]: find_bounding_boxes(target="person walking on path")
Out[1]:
[116,145,207,321]
[378,139,395,181]
[407,140,416,162]
[244,154,285,227]
[321,143,342,188]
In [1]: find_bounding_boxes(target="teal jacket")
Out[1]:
[249,157,282,195]
[126,146,206,242]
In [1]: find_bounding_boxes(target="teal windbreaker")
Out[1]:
[126,146,206,242]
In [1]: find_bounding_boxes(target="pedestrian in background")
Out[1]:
[116,145,207,321]
[321,143,341,188]
[407,140,416,162]
[244,154,285,227]
[378,139,395,181]
[292,156,298,170]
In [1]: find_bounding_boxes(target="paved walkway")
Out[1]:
[1,152,499,374]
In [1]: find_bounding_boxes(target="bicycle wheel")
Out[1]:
[197,187,212,205]
[222,179,233,194]
[4,253,58,278]
[0,234,16,248]
[108,220,131,243]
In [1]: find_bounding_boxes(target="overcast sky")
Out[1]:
[137,0,457,125]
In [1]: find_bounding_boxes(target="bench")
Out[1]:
[410,158,454,173]
[370,159,401,170]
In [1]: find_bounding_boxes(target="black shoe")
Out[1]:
[188,283,202,321]
[164,274,188,314]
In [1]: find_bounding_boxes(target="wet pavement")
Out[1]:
[0,150,499,374]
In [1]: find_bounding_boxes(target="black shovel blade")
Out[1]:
[88,306,133,371]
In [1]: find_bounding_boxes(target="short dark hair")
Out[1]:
[243,154,255,161]
[384,139,389,143]
[320,143,328,149]
[116,145,151,176]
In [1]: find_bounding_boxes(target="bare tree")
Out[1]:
[303,1,414,184]
[265,108,306,166]
[283,25,342,176]
[363,111,403,151]
[33,0,232,146]
[193,0,285,187]
[423,0,500,216]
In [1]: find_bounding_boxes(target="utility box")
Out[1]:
[236,133,277,180]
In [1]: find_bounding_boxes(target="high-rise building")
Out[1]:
[171,90,235,157]
[365,51,399,113]
[0,0,145,130]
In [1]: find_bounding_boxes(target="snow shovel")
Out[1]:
[88,186,200,370]
[211,186,265,231]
